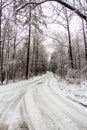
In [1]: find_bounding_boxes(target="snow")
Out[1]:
[57,78,87,106]
[0,72,87,130]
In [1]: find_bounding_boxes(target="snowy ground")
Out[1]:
[0,72,87,130]
[57,77,87,106]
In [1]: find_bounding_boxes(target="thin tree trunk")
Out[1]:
[65,8,74,69]
[0,1,3,84]
[26,6,31,79]
[77,38,81,78]
[0,1,1,62]
[78,0,87,62]
[82,19,87,62]
[34,10,39,76]
[12,0,17,81]
[74,52,77,69]
[0,4,1,84]
[35,37,39,76]
[61,46,64,78]
[6,39,10,84]
[1,40,4,84]
[31,36,35,73]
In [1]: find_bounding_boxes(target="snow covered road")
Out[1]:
[0,72,87,130]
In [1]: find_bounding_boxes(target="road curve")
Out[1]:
[0,72,87,130]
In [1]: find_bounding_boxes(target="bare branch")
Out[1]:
[45,34,69,47]
[16,0,47,12]
[16,0,87,21]
[2,0,14,9]
[49,0,87,20]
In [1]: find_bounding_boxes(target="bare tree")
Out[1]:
[64,8,73,69]
[0,0,3,84]
[26,5,31,79]
[77,0,87,63]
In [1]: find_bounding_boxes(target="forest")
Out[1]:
[0,1,87,130]
[0,0,87,84]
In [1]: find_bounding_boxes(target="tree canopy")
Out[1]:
[17,0,87,21]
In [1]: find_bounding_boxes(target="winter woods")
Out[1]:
[49,0,87,79]
[0,0,87,84]
[0,0,47,84]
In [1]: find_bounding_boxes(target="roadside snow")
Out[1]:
[56,78,87,106]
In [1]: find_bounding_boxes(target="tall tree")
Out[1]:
[0,0,3,84]
[64,8,73,69]
[12,0,17,81]
[26,5,31,79]
[82,19,87,62]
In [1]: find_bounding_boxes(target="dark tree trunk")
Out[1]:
[12,0,17,81]
[78,0,87,62]
[0,4,1,78]
[1,40,4,84]
[31,36,35,73]
[35,38,39,76]
[65,8,74,69]
[26,6,31,79]
[0,2,1,61]
[0,1,3,84]
[82,19,87,62]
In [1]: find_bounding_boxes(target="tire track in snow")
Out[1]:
[44,75,87,130]
[24,86,49,130]
[0,74,46,94]
[33,87,67,130]
[0,72,87,130]
[0,76,46,124]
[33,84,80,130]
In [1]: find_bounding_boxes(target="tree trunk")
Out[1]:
[78,0,87,63]
[0,1,1,62]
[35,37,39,76]
[61,46,64,78]
[82,19,87,62]
[77,38,81,78]
[26,6,31,79]
[0,2,2,84]
[12,0,17,81]
[1,40,4,84]
[31,36,35,73]
[0,1,3,84]
[65,8,74,69]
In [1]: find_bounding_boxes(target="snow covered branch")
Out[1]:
[16,0,87,21]
[50,0,86,20]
